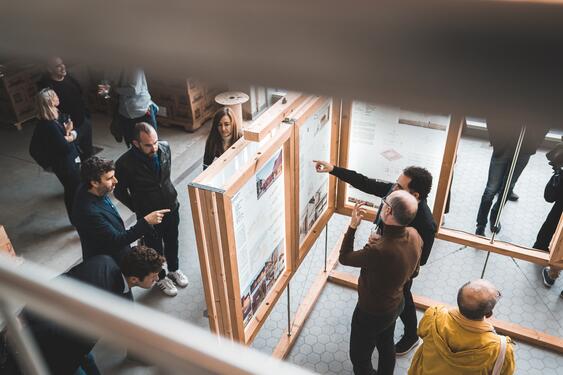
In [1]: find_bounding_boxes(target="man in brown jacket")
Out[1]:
[340,190,422,375]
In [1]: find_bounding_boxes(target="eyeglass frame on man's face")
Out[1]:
[382,197,392,211]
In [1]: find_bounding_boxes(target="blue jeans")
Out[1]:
[476,153,530,228]
[75,352,101,375]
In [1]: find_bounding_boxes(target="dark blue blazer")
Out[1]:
[21,256,132,375]
[64,254,133,300]
[72,184,152,262]
[33,118,79,171]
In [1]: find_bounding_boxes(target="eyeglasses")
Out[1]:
[382,197,392,211]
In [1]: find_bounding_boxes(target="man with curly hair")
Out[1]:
[73,156,170,262]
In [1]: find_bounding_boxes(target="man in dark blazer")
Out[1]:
[314,160,437,357]
[72,156,169,262]
[114,123,188,297]
[14,246,165,375]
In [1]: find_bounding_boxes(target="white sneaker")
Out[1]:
[156,277,178,296]
[168,270,189,288]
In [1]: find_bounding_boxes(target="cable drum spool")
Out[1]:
[215,91,249,129]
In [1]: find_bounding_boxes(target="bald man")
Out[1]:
[340,190,422,375]
[409,280,515,375]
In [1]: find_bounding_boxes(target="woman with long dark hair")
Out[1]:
[203,107,242,169]
[31,88,81,224]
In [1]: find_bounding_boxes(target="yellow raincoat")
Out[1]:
[409,305,515,375]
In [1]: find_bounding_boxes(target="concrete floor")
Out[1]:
[1,113,561,374]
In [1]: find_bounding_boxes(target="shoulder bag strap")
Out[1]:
[492,335,507,375]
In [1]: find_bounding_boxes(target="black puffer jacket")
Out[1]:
[114,141,178,216]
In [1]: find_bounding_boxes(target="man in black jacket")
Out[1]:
[38,57,93,160]
[73,156,169,263]
[314,160,437,356]
[7,246,164,375]
[114,123,188,297]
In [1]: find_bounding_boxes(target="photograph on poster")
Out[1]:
[256,150,283,199]
[346,101,449,208]
[298,100,332,244]
[299,185,328,243]
[241,241,286,325]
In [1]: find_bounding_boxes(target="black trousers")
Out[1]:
[76,117,93,160]
[399,278,417,339]
[53,160,80,225]
[142,205,180,279]
[350,302,403,375]
[533,200,563,251]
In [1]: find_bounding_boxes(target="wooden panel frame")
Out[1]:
[187,187,234,339]
[194,124,295,344]
[243,92,307,142]
[190,94,345,346]
[334,101,560,265]
[189,93,563,357]
[229,127,294,344]
[292,96,339,265]
[431,114,464,227]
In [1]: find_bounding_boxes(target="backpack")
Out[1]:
[29,125,51,170]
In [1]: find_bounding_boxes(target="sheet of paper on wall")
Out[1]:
[298,100,332,244]
[347,102,450,209]
[231,148,286,325]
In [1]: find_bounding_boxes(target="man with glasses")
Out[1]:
[340,191,422,375]
[409,279,515,375]
[314,160,437,355]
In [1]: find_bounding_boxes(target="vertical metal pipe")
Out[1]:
[324,223,328,272]
[286,283,291,337]
[490,125,526,243]
[0,299,49,375]
[482,125,526,278]
[480,252,491,279]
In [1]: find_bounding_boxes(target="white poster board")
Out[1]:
[347,102,449,208]
[298,100,332,244]
[232,148,286,326]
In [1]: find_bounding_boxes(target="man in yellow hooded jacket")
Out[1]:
[409,279,515,375]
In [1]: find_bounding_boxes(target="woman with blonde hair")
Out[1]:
[30,88,81,224]
[203,107,242,169]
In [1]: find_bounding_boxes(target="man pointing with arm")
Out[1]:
[315,159,437,355]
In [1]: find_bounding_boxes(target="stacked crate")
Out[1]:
[0,63,41,126]
[149,78,226,132]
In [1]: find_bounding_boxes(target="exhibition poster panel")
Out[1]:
[347,102,449,208]
[298,100,332,244]
[231,148,286,326]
